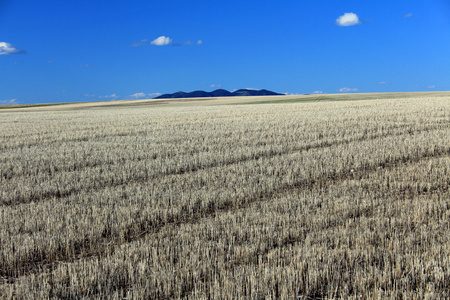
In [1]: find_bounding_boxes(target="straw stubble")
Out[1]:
[1,96,449,299]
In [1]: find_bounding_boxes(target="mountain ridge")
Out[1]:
[154,88,283,99]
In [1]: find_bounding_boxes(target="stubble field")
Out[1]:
[1,94,449,299]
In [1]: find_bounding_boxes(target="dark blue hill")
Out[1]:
[154,89,283,99]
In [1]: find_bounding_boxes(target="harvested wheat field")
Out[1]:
[1,93,450,299]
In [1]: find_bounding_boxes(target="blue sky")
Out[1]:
[1,0,449,104]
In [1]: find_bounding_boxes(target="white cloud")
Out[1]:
[99,94,118,99]
[313,91,323,94]
[336,13,361,26]
[339,87,358,92]
[197,40,202,45]
[210,84,221,88]
[404,13,413,18]
[0,99,18,105]
[151,36,172,46]
[379,81,390,85]
[83,94,95,97]
[0,42,25,55]
[427,85,436,89]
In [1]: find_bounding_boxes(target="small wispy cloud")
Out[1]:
[79,64,96,68]
[210,84,221,88]
[132,37,202,47]
[379,81,390,85]
[0,42,26,55]
[99,94,119,99]
[0,99,18,105]
[151,36,172,46]
[182,39,203,46]
[129,92,161,99]
[336,13,361,26]
[427,85,436,89]
[130,39,148,47]
[404,13,413,18]
[83,94,95,97]
[339,87,358,92]
[313,91,323,94]
[130,92,147,99]
[184,40,203,45]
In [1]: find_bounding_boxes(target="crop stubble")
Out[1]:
[0,96,449,299]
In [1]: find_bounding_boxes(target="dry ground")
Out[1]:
[1,91,450,112]
[1,93,449,299]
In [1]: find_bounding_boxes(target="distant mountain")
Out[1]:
[231,89,282,96]
[154,89,283,99]
[210,89,233,97]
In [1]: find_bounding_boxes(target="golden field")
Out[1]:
[1,93,449,299]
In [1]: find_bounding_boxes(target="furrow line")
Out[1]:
[169,156,450,299]
[2,148,449,280]
[2,123,444,178]
[2,125,442,206]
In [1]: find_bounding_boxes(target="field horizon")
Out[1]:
[1,91,450,112]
